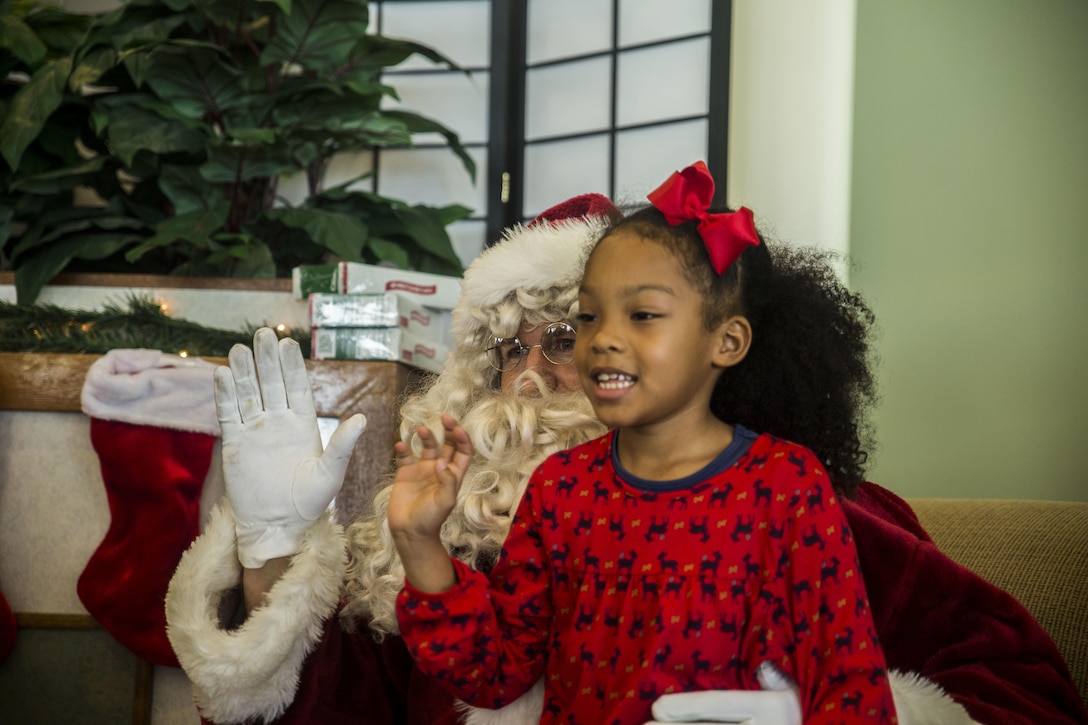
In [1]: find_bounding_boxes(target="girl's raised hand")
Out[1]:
[388,413,473,545]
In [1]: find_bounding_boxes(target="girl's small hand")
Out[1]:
[388,413,473,544]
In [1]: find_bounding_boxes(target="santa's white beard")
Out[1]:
[341,379,603,635]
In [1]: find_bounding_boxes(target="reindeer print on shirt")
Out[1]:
[397,428,895,725]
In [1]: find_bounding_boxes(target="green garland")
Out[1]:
[0,295,310,357]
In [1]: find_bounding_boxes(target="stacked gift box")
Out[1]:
[296,262,460,373]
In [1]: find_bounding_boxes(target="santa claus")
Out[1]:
[166,194,1085,725]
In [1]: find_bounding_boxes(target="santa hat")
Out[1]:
[454,193,620,345]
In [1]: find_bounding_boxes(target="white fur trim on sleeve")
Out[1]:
[459,677,544,725]
[81,348,220,435]
[889,669,981,725]
[165,500,347,723]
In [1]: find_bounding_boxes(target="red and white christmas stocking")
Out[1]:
[79,349,220,667]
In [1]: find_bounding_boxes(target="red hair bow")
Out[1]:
[647,161,759,275]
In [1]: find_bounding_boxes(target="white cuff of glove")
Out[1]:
[649,662,801,725]
[236,517,326,569]
[650,689,800,725]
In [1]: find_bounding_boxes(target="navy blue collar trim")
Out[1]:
[612,425,759,492]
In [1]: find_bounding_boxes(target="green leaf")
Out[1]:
[158,164,221,216]
[228,127,277,145]
[378,205,463,268]
[268,105,413,157]
[381,109,476,182]
[110,12,187,52]
[14,232,142,304]
[7,156,106,194]
[0,55,72,171]
[0,13,47,66]
[260,0,369,73]
[69,46,116,90]
[433,203,474,227]
[233,242,276,277]
[11,212,147,263]
[263,206,367,260]
[204,236,277,277]
[125,204,230,261]
[38,214,147,244]
[364,236,409,268]
[201,139,298,183]
[103,105,206,167]
[23,6,91,56]
[256,0,292,15]
[348,34,462,73]
[143,46,247,120]
[0,203,13,248]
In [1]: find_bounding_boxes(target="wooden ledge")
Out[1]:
[0,352,409,417]
[0,271,291,292]
[0,351,417,522]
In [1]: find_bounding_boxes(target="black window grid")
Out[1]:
[367,0,732,245]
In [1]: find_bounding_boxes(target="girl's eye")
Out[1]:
[632,311,657,321]
[574,312,596,324]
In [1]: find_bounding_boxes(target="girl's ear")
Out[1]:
[713,316,752,369]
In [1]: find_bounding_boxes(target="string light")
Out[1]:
[276,323,287,333]
[178,351,189,358]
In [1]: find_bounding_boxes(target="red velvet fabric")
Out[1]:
[218,619,459,725]
[204,482,1088,724]
[79,419,214,667]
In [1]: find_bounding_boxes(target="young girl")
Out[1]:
[389,162,896,724]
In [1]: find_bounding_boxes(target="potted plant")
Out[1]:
[1,0,475,304]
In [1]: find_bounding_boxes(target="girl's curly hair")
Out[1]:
[606,207,879,496]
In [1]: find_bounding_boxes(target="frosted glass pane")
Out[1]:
[323,150,376,191]
[523,136,611,216]
[379,1,490,69]
[526,58,612,140]
[527,0,613,64]
[618,0,712,47]
[376,146,486,213]
[617,38,710,126]
[278,150,376,206]
[614,120,708,206]
[449,219,487,267]
[383,71,490,145]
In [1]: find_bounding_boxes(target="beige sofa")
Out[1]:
[910,498,1088,708]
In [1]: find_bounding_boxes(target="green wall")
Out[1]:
[850,1,1088,501]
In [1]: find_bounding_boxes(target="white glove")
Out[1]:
[215,327,367,568]
[647,662,801,725]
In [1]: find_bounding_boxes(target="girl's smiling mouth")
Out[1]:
[593,371,637,390]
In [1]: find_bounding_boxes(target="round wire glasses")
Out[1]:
[486,322,577,372]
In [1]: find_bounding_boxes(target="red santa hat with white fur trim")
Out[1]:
[455,193,621,340]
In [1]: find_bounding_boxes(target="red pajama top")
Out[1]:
[397,428,896,725]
